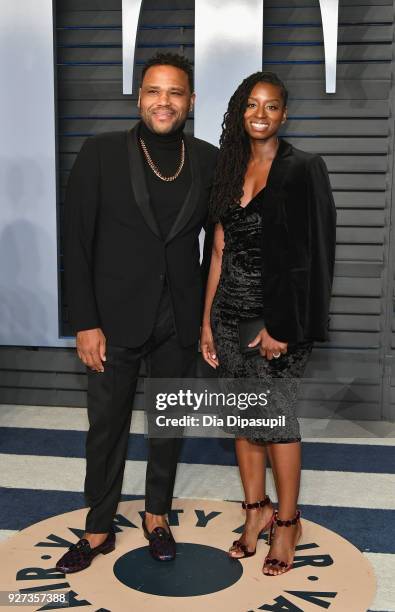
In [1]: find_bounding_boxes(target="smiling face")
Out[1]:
[138,64,195,134]
[243,81,287,141]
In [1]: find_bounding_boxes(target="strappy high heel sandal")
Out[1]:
[262,509,302,576]
[228,495,274,559]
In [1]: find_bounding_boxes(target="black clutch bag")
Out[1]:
[238,317,266,355]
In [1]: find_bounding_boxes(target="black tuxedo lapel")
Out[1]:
[126,125,161,239]
[165,134,202,245]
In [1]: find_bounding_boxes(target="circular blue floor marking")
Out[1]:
[114,543,243,597]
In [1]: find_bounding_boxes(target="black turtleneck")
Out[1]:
[138,121,192,240]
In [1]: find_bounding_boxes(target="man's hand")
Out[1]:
[76,328,106,372]
[248,327,287,360]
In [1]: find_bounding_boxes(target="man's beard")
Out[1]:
[142,109,187,134]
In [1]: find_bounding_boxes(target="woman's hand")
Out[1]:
[248,327,288,360]
[200,324,219,369]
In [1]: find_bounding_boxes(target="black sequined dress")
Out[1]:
[211,188,313,443]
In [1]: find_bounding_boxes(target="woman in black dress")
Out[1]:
[201,72,336,576]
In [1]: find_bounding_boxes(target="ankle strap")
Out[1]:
[242,495,271,510]
[274,509,301,526]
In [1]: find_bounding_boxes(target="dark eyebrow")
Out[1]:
[144,84,186,92]
[248,96,281,103]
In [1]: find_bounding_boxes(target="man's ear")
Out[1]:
[137,88,141,108]
[189,92,196,112]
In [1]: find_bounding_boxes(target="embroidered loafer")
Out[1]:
[142,518,176,561]
[56,532,115,574]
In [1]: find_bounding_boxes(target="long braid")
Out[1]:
[209,71,288,222]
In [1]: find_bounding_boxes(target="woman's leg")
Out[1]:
[260,343,313,574]
[229,437,274,557]
[263,440,302,575]
[236,437,267,501]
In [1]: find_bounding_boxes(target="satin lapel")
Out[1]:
[126,124,161,239]
[165,134,202,245]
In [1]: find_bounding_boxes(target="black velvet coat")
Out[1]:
[63,123,218,347]
[258,138,337,343]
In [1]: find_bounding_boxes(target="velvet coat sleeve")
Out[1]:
[261,146,336,344]
[63,137,101,333]
[305,154,337,342]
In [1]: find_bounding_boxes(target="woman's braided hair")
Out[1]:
[209,71,288,222]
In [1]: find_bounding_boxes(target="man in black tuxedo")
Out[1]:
[56,53,217,572]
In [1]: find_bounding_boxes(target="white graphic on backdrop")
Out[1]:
[122,1,340,140]
[319,0,339,94]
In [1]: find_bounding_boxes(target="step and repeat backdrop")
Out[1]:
[0,0,394,420]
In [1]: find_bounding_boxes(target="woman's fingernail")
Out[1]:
[212,354,216,359]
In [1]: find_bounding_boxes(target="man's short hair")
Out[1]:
[141,52,194,92]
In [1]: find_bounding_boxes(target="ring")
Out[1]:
[273,352,281,359]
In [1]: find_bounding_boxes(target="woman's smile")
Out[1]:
[250,121,269,131]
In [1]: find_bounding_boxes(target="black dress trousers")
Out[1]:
[84,284,197,533]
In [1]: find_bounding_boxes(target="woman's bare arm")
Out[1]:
[201,223,225,367]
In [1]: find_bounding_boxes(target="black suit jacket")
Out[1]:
[258,138,337,343]
[63,123,218,347]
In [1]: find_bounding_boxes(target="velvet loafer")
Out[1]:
[142,518,176,561]
[56,532,115,574]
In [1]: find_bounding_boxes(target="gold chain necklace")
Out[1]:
[139,137,185,182]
